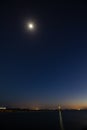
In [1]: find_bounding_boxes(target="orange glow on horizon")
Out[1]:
[9,100,87,110]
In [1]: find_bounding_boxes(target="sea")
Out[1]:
[0,110,87,130]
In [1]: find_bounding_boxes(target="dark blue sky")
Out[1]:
[0,1,87,109]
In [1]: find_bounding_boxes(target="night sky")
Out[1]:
[0,1,87,109]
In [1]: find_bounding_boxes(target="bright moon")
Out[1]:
[28,23,34,30]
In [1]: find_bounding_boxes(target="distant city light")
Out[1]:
[0,107,6,110]
[35,107,39,111]
[77,108,81,111]
[58,105,61,110]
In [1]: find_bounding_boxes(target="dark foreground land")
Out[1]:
[0,110,87,130]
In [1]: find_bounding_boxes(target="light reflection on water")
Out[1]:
[59,110,64,130]
[0,110,87,130]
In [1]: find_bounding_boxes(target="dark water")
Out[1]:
[0,110,87,130]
